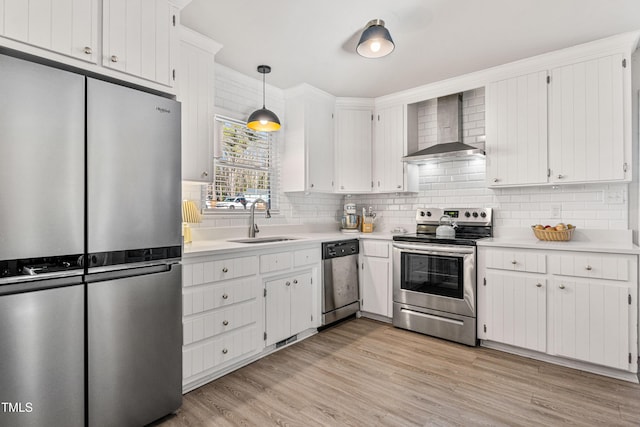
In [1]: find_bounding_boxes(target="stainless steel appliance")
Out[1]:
[392,208,493,346]
[0,53,182,427]
[322,240,360,325]
[85,78,182,427]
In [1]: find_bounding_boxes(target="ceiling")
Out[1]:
[180,0,640,98]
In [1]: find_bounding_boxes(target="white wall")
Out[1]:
[183,63,343,229]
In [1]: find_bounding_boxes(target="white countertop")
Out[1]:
[183,228,396,257]
[478,234,640,255]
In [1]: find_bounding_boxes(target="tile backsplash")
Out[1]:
[350,157,629,231]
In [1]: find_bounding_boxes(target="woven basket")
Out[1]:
[531,226,575,241]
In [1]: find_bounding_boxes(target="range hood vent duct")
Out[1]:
[402,93,484,163]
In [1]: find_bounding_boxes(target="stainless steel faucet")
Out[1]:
[248,198,271,237]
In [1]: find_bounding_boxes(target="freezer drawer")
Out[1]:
[88,264,182,427]
[0,285,84,427]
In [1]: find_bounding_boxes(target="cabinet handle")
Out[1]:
[493,178,499,183]
[222,320,229,326]
[557,174,564,179]
[559,284,565,289]
[222,267,228,273]
[285,281,291,287]
[84,46,93,55]
[222,293,229,299]
[222,348,228,354]
[110,55,119,63]
[293,279,298,284]
[536,283,542,288]
[202,171,209,177]
[585,265,592,271]
[511,260,517,265]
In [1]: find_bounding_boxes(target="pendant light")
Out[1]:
[356,19,395,58]
[247,65,281,132]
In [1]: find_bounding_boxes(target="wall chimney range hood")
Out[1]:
[402,93,484,164]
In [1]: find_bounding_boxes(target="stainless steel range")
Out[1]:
[392,207,493,346]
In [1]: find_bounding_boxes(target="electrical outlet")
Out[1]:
[550,204,562,219]
[605,189,625,204]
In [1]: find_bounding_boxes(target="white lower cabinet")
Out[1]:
[359,239,392,318]
[478,246,638,376]
[182,255,262,387]
[265,271,313,346]
[182,243,321,391]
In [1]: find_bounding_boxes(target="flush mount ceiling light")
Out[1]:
[356,19,395,58]
[247,65,281,132]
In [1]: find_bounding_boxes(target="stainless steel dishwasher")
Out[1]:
[321,239,360,325]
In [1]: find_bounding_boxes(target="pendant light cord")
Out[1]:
[262,70,266,108]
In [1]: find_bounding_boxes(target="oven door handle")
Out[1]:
[392,242,474,256]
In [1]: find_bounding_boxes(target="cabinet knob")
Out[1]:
[110,55,119,63]
[310,183,314,188]
[222,320,229,326]
[222,267,228,273]
[222,293,229,299]
[557,174,564,179]
[559,284,565,290]
[202,171,209,177]
[396,184,402,189]
[536,283,542,288]
[222,348,228,354]
[585,265,592,271]
[493,178,499,183]
[340,185,344,190]
[84,46,92,55]
[293,279,298,284]
[511,260,517,265]
[285,281,291,287]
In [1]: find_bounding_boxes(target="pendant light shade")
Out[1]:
[247,65,281,132]
[356,19,395,58]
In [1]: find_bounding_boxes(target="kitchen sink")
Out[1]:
[228,236,300,244]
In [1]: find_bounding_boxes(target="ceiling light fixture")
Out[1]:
[356,19,395,58]
[247,65,281,132]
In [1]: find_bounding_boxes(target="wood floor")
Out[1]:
[156,318,640,426]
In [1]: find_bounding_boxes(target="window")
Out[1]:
[205,115,276,212]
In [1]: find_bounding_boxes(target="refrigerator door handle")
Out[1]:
[85,262,178,283]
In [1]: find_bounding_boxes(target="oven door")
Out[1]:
[392,242,476,318]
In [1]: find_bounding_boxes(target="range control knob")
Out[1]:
[480,212,487,218]
[426,211,432,217]
[420,211,426,217]
[464,211,471,218]
[472,212,479,218]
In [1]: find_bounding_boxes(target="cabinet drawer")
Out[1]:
[294,247,320,267]
[550,253,633,281]
[183,324,259,379]
[260,252,292,273]
[485,248,546,273]
[183,255,257,287]
[183,300,257,345]
[361,240,389,258]
[183,276,257,316]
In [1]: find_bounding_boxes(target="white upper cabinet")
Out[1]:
[102,0,178,87]
[0,0,98,63]
[335,100,373,193]
[548,54,626,183]
[486,52,630,187]
[373,105,405,192]
[486,71,548,187]
[177,27,221,182]
[282,84,335,193]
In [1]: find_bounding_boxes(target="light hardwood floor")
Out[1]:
[156,318,640,426]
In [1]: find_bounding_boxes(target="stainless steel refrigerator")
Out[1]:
[0,54,182,427]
